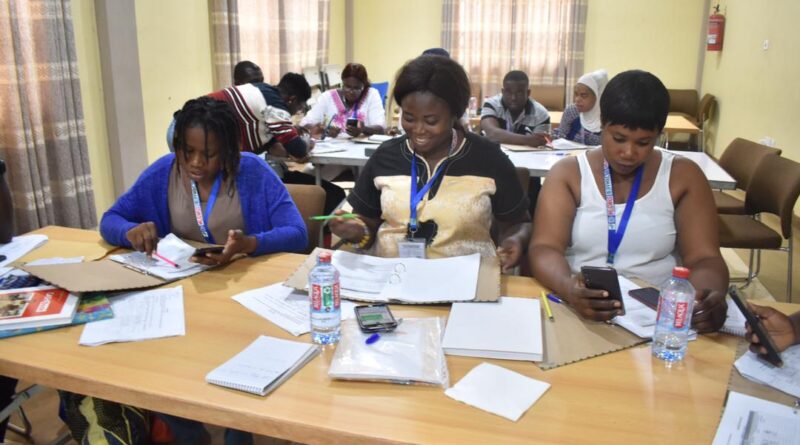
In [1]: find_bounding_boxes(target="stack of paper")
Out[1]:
[206,335,320,396]
[445,363,550,422]
[0,234,48,267]
[548,138,591,150]
[232,283,357,336]
[613,277,696,340]
[109,234,209,280]
[80,286,185,346]
[442,297,543,361]
[734,345,800,398]
[712,391,800,445]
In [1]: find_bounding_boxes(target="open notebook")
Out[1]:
[206,336,320,396]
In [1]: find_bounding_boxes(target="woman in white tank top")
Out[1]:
[529,70,729,333]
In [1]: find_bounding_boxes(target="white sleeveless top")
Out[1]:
[565,150,679,286]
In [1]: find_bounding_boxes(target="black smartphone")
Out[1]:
[728,286,783,367]
[629,287,660,311]
[355,304,398,333]
[193,246,224,257]
[346,118,359,128]
[581,265,625,311]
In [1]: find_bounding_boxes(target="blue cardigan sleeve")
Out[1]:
[239,154,308,255]
[99,156,172,248]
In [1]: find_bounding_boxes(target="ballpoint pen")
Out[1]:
[310,213,358,221]
[547,293,563,304]
[152,251,179,268]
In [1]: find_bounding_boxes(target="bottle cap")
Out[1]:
[318,251,332,263]
[672,266,690,279]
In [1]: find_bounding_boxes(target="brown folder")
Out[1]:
[538,300,647,370]
[285,248,500,303]
[21,259,170,293]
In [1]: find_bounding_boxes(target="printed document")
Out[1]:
[0,235,48,267]
[80,286,185,346]
[109,234,208,280]
[735,344,800,398]
[712,391,800,445]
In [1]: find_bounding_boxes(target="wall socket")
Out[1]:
[759,137,776,147]
[763,39,770,50]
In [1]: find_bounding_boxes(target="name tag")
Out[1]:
[398,239,426,259]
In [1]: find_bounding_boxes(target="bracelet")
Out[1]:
[346,220,371,250]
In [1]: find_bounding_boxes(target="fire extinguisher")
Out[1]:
[707,4,725,51]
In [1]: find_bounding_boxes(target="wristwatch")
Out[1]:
[0,159,5,176]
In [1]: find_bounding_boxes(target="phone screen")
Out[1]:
[346,118,359,127]
[355,304,397,333]
[629,287,660,310]
[581,266,624,304]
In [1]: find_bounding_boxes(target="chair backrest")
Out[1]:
[530,85,565,111]
[302,66,322,90]
[371,81,389,108]
[285,184,326,253]
[718,138,782,191]
[697,93,716,126]
[322,64,342,90]
[745,155,800,239]
[667,89,699,120]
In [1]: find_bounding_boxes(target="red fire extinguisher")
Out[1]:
[707,4,725,51]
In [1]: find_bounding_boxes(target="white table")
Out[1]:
[310,139,736,190]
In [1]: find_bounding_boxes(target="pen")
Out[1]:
[540,290,554,321]
[365,333,381,345]
[310,213,358,221]
[547,293,563,304]
[152,251,179,268]
[322,115,335,139]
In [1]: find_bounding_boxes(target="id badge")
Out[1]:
[398,239,426,259]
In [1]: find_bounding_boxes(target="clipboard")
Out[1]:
[284,248,500,303]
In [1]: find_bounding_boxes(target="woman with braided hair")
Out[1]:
[100,96,307,265]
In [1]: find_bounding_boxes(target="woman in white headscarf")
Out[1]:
[552,69,608,145]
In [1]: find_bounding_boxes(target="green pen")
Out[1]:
[310,213,358,221]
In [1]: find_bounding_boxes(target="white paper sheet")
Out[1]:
[25,256,84,266]
[80,286,185,346]
[109,234,208,280]
[549,138,592,150]
[445,363,550,422]
[331,251,480,303]
[232,283,356,336]
[735,345,800,398]
[613,276,697,340]
[712,391,800,445]
[0,235,48,267]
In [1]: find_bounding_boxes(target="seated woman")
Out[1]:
[551,69,608,146]
[529,70,727,332]
[329,55,530,271]
[301,63,386,138]
[101,96,307,264]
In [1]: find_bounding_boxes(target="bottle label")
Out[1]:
[674,301,689,329]
[311,283,340,312]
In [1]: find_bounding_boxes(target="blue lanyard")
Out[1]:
[190,173,222,244]
[408,130,457,233]
[603,159,644,265]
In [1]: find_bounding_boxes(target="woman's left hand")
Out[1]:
[497,238,523,273]
[191,229,257,266]
[692,288,727,333]
[345,121,364,137]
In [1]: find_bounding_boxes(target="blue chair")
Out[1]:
[372,82,389,107]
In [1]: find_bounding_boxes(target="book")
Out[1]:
[0,286,79,331]
[206,335,320,396]
[0,293,113,339]
[442,297,543,361]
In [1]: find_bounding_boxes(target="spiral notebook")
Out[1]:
[206,336,320,396]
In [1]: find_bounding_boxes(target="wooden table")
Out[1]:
[1,227,792,444]
[469,111,699,134]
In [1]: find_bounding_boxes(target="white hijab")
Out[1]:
[577,69,608,133]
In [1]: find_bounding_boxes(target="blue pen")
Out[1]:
[322,115,336,140]
[365,333,380,345]
[547,293,563,304]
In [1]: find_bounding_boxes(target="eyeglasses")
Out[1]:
[343,84,365,93]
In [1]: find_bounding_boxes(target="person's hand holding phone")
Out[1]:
[747,304,798,353]
[125,222,158,255]
[191,229,256,266]
[564,274,622,322]
[691,288,727,333]
[345,119,363,137]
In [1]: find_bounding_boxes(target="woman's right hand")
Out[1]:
[328,211,366,244]
[125,222,158,255]
[747,304,798,353]
[327,125,341,138]
[564,275,623,322]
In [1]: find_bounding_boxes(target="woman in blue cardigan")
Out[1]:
[100,96,307,264]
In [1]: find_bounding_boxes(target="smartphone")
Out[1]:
[354,304,398,333]
[728,286,783,367]
[346,118,359,128]
[629,287,660,311]
[581,266,625,310]
[193,246,224,257]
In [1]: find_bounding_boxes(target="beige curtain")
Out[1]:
[212,0,330,88]
[0,0,97,233]
[442,0,587,100]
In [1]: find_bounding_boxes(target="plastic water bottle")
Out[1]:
[652,267,695,362]
[309,251,340,344]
